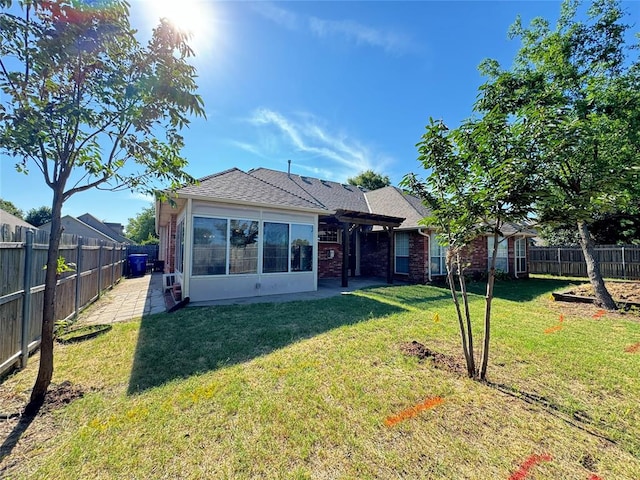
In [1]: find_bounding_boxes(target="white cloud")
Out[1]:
[237,108,391,182]
[251,2,299,30]
[252,2,412,54]
[129,192,155,203]
[308,16,410,53]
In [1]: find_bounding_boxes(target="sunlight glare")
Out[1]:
[150,0,215,54]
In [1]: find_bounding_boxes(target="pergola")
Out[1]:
[320,209,405,287]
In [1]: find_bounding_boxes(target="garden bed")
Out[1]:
[553,281,640,309]
[56,324,112,344]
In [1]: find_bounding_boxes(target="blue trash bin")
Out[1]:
[128,254,148,277]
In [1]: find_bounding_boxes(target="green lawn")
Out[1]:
[1,277,639,479]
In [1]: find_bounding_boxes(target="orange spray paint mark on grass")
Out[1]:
[624,342,640,353]
[544,325,563,334]
[508,453,553,480]
[544,315,565,334]
[384,396,444,427]
[588,475,604,480]
[593,309,606,319]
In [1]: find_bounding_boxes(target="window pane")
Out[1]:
[488,236,508,272]
[229,219,259,274]
[193,217,227,276]
[291,224,313,272]
[395,232,410,274]
[263,222,289,273]
[175,220,184,273]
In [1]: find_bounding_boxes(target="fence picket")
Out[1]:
[529,245,640,280]
[0,224,125,378]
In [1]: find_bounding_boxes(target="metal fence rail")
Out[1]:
[529,245,640,280]
[0,224,126,377]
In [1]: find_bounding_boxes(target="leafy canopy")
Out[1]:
[125,204,159,245]
[25,205,52,227]
[347,169,391,191]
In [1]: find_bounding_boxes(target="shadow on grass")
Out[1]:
[0,413,36,465]
[127,294,404,394]
[464,277,581,302]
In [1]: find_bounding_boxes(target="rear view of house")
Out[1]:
[156,168,534,302]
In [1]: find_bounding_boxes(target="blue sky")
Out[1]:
[1,1,637,227]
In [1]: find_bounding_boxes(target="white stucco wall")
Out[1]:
[186,201,318,302]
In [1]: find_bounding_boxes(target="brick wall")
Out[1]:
[317,242,343,278]
[407,232,428,283]
[361,231,389,278]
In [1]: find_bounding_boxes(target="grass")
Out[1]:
[1,277,639,479]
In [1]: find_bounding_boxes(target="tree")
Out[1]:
[402,112,538,380]
[347,169,391,191]
[25,205,52,227]
[125,205,158,245]
[0,0,204,414]
[0,198,24,218]
[477,0,640,309]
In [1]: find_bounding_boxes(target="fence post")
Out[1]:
[557,248,561,276]
[622,246,626,280]
[97,241,103,299]
[20,229,33,369]
[111,244,115,287]
[74,237,83,319]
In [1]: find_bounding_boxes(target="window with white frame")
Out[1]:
[229,219,259,274]
[430,233,448,275]
[515,238,527,273]
[487,235,508,272]
[193,217,228,276]
[395,231,410,274]
[318,225,340,243]
[175,219,185,273]
[263,222,314,274]
[291,224,314,272]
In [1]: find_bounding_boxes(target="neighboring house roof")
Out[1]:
[39,215,126,243]
[0,208,37,230]
[78,213,132,243]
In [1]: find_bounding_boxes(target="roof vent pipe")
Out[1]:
[287,159,291,178]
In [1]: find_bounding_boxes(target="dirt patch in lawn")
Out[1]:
[0,381,89,474]
[564,281,640,304]
[399,341,467,375]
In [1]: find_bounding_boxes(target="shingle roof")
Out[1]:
[248,168,370,212]
[364,186,431,229]
[177,168,325,211]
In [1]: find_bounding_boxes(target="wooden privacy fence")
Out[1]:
[529,245,640,280]
[0,224,126,377]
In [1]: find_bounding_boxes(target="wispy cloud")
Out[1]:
[251,2,412,54]
[308,17,410,53]
[129,192,155,203]
[234,108,391,182]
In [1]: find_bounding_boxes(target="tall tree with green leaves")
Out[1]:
[403,111,538,380]
[478,0,640,309]
[0,0,204,413]
[126,204,159,245]
[25,205,52,227]
[347,169,391,191]
[0,198,24,218]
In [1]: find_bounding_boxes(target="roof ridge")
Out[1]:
[248,169,328,210]
[197,167,241,183]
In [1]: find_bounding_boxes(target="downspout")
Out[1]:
[418,228,431,282]
[513,236,518,279]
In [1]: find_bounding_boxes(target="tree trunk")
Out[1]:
[456,252,475,376]
[24,190,64,416]
[446,250,475,377]
[577,221,617,310]
[480,232,498,380]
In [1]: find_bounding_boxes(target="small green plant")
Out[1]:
[54,320,71,339]
[44,256,76,276]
